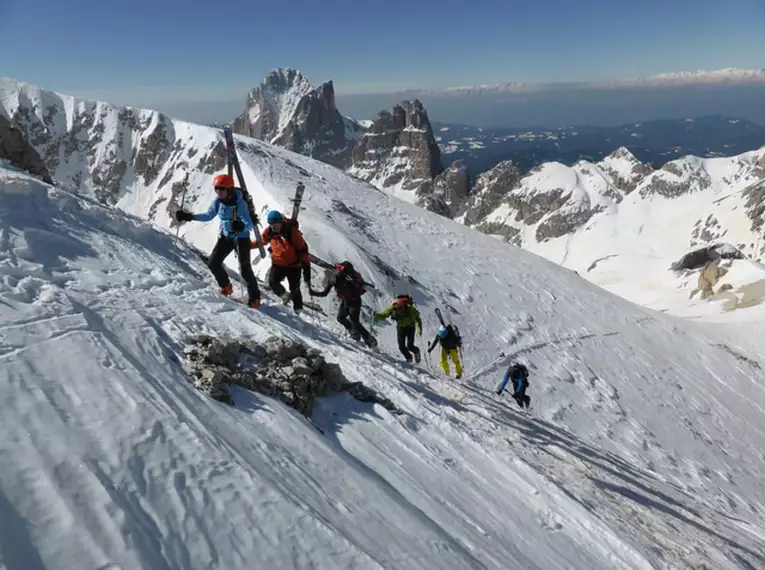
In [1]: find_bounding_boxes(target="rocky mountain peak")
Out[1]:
[597,146,653,194]
[349,99,444,195]
[232,68,362,169]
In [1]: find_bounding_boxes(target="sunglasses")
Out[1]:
[214,186,232,193]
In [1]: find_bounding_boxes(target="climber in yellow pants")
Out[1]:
[427,324,464,379]
[440,346,463,378]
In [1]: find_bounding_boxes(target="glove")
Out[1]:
[231,219,245,233]
[175,210,193,222]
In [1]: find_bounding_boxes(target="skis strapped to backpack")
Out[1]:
[223,126,266,258]
[291,182,305,221]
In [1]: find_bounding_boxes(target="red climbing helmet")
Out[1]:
[212,174,235,189]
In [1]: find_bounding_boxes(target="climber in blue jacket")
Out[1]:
[175,173,261,308]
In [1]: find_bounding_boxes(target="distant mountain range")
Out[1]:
[433,116,765,179]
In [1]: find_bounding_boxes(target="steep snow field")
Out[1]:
[3,134,765,569]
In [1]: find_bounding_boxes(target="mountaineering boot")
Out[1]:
[248,297,261,309]
[364,334,378,348]
[513,393,531,408]
[282,292,291,305]
[414,350,421,364]
[220,283,233,297]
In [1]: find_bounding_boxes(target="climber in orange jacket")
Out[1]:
[256,210,311,312]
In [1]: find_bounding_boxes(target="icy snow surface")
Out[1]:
[1,117,765,568]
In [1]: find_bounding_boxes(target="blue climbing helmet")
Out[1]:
[267,210,284,224]
[438,326,448,338]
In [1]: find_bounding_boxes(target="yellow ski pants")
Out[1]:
[440,347,463,377]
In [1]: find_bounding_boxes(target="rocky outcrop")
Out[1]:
[349,100,444,193]
[232,68,364,169]
[462,160,523,228]
[0,115,53,183]
[1,79,199,209]
[182,335,399,417]
[417,159,470,216]
[639,157,713,198]
[671,243,745,271]
[597,147,652,194]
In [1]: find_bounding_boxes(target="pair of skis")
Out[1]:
[222,126,266,258]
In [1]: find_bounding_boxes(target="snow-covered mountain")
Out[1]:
[229,68,464,201]
[435,67,765,96]
[461,146,765,317]
[3,109,765,569]
[231,68,365,169]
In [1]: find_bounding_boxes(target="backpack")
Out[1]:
[269,217,308,257]
[336,264,366,298]
[450,324,462,347]
[216,188,258,228]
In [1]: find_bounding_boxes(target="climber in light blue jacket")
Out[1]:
[174,173,261,307]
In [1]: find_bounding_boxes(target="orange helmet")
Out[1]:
[213,174,235,189]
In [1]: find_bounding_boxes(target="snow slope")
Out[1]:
[3,131,765,569]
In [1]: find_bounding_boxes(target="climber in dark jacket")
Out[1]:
[310,261,377,348]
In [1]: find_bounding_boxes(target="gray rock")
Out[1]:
[232,68,364,169]
[181,335,399,417]
[0,115,53,183]
[349,100,443,194]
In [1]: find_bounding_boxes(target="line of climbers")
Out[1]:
[174,173,531,407]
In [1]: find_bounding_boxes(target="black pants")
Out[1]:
[269,265,303,310]
[209,236,260,301]
[396,325,420,361]
[338,298,372,341]
[512,372,531,407]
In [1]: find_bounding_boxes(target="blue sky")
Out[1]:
[2,0,763,106]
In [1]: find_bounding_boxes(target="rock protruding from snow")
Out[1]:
[349,100,444,195]
[639,156,713,198]
[0,115,52,183]
[232,68,364,169]
[417,159,470,216]
[597,147,652,194]
[671,243,745,272]
[183,335,399,416]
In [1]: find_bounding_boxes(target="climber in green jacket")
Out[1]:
[373,294,423,363]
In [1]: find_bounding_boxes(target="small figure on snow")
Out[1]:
[498,362,531,408]
[175,173,261,308]
[309,261,377,348]
[373,294,423,363]
[257,210,311,313]
[427,324,464,379]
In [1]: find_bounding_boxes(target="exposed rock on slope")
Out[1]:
[417,159,470,216]
[232,68,364,169]
[0,115,52,183]
[183,335,399,416]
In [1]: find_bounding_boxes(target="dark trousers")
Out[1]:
[269,265,303,310]
[396,325,420,361]
[209,236,260,301]
[512,372,531,407]
[338,298,372,341]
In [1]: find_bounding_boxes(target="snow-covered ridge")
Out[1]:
[434,67,765,95]
[462,143,765,317]
[3,141,765,568]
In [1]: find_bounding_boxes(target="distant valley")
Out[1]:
[434,115,765,178]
